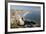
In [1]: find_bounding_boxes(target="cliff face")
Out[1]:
[10,10,27,28]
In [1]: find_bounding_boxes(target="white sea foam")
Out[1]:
[23,12,29,17]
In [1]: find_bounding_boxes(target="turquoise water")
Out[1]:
[24,11,41,25]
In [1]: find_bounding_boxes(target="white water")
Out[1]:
[23,12,29,17]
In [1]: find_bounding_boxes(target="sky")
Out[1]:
[10,5,41,12]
